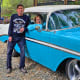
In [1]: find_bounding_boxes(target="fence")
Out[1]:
[34,0,79,6]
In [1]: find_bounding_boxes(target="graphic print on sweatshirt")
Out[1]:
[13,18,26,33]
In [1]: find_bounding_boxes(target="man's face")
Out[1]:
[17,6,24,16]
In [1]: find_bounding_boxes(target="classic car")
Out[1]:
[0,5,80,80]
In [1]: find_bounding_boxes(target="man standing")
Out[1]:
[7,4,30,73]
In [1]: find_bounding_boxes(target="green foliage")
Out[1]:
[1,0,34,18]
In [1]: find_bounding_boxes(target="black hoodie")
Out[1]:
[8,14,30,38]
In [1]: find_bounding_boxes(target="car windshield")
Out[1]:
[48,9,80,30]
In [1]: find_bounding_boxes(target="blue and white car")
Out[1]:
[0,5,80,80]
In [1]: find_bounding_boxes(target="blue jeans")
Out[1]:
[7,37,25,69]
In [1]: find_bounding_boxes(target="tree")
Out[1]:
[1,0,33,17]
[0,0,2,18]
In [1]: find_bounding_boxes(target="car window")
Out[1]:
[26,13,47,30]
[66,11,80,26]
[48,9,80,30]
[48,16,56,30]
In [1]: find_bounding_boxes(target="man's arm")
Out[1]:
[20,16,30,33]
[8,15,13,42]
[25,16,30,32]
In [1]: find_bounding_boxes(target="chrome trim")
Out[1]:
[25,37,80,56]
[48,26,80,32]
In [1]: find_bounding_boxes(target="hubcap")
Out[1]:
[68,59,80,80]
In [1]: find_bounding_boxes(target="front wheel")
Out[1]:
[66,59,80,80]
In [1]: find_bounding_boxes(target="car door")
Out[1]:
[25,27,51,66]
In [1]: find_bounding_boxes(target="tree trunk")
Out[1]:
[64,0,67,5]
[34,0,38,6]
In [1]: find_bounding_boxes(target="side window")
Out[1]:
[26,13,48,30]
[51,13,62,29]
[48,13,61,30]
[66,11,80,27]
[49,13,70,30]
[56,14,69,27]
[42,14,47,30]
[48,16,55,30]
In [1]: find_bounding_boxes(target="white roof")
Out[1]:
[24,5,80,13]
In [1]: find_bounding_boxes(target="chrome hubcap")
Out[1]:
[68,59,80,80]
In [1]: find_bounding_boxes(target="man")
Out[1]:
[7,4,30,73]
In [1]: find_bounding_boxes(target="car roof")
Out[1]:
[24,5,80,13]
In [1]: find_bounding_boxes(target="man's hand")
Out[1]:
[20,28,24,33]
[8,37,12,42]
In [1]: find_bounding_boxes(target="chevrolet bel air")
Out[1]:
[1,5,80,80]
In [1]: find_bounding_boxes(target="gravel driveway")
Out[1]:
[0,41,68,80]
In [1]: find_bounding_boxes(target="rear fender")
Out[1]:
[0,35,8,42]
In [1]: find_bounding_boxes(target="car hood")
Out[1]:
[51,27,80,53]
